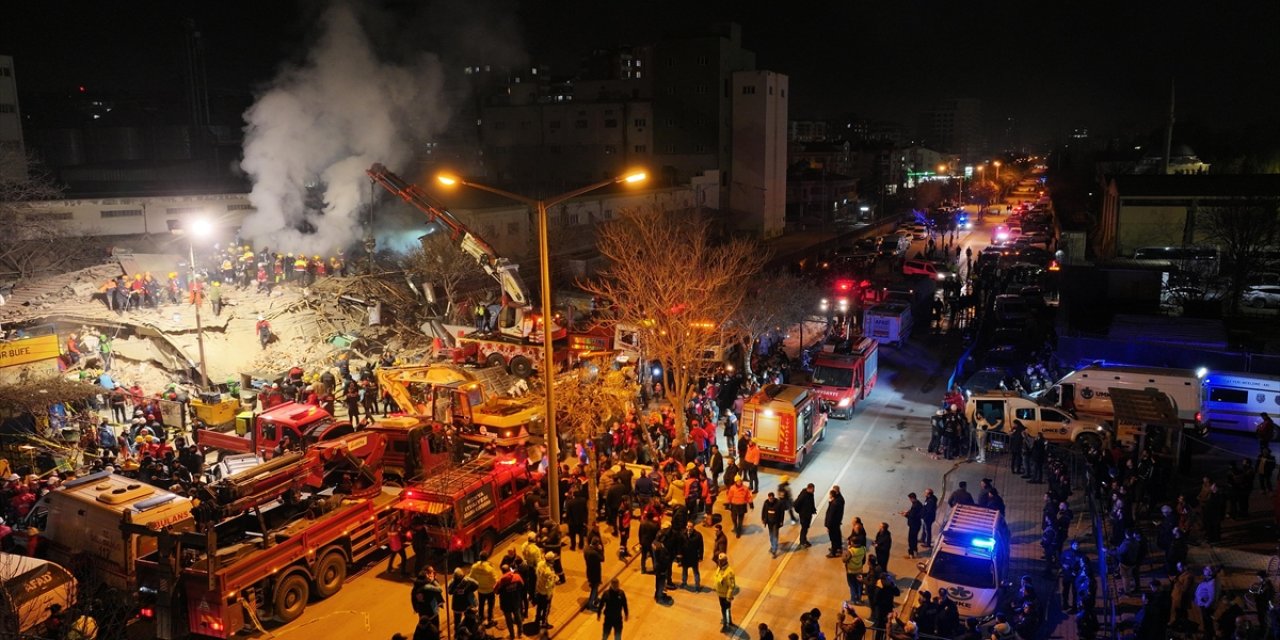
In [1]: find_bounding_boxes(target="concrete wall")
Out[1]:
[1115,204,1187,256]
[23,193,253,237]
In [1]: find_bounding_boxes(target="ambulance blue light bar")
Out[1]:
[971,537,995,550]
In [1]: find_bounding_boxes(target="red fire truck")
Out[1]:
[395,455,538,559]
[132,431,395,639]
[807,335,879,419]
[740,384,827,468]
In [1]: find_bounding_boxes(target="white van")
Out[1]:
[1037,364,1203,426]
[1200,372,1280,434]
[917,505,1009,618]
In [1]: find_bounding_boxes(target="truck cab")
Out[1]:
[394,456,537,559]
[196,402,353,457]
[966,390,1109,451]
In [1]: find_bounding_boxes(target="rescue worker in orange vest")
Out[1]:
[99,278,118,312]
[313,255,327,278]
[65,332,82,365]
[189,277,205,306]
[329,255,342,278]
[273,254,285,283]
[256,264,270,293]
[335,250,347,276]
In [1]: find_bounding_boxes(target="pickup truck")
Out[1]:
[965,390,1109,451]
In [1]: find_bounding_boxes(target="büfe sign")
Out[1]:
[0,335,61,368]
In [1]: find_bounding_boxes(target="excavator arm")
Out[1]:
[366,163,531,308]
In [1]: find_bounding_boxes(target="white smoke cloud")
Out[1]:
[239,2,449,254]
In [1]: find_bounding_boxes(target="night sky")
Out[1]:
[5,1,1279,144]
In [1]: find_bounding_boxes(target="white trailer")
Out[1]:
[863,302,913,347]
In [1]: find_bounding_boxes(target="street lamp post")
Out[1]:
[185,218,213,389]
[436,170,646,525]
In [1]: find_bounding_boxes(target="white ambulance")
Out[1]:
[916,504,1009,618]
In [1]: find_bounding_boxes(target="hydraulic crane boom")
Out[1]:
[367,163,531,308]
[195,431,386,523]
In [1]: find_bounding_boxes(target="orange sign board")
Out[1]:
[0,335,61,368]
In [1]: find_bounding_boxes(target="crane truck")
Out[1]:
[366,163,570,378]
[130,430,398,639]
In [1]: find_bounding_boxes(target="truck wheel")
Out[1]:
[273,573,310,623]
[474,530,498,559]
[818,427,826,442]
[314,551,348,599]
[509,356,533,379]
[794,447,806,469]
[1075,432,1102,453]
[485,352,507,370]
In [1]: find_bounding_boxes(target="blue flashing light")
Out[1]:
[971,537,996,550]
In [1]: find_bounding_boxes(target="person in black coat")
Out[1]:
[795,483,817,548]
[565,490,589,551]
[921,488,938,547]
[873,522,892,569]
[947,481,974,508]
[679,520,704,591]
[583,541,604,610]
[902,494,923,558]
[651,539,672,601]
[638,517,660,574]
[597,578,629,640]
[825,486,846,557]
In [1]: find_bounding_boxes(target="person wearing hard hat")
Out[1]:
[255,314,272,350]
[166,272,181,304]
[313,255,327,278]
[209,281,223,316]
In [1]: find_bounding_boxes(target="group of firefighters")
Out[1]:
[96,243,351,314]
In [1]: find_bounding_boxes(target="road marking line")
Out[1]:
[738,413,882,628]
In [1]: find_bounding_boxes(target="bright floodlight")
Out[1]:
[189,218,213,236]
[436,174,459,186]
[1195,367,1208,379]
[622,171,647,184]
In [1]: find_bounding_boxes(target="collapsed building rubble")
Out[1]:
[0,257,438,390]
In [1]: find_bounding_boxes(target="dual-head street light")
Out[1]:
[435,169,647,525]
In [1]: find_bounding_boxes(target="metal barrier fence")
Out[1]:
[1082,452,1119,640]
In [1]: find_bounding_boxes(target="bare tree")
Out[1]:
[534,366,637,527]
[728,271,824,377]
[0,150,76,278]
[583,208,763,442]
[401,232,487,322]
[1197,203,1280,313]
